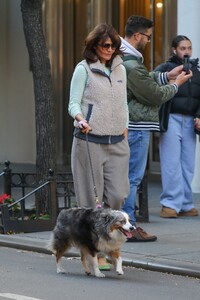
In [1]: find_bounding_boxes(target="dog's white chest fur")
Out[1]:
[98,231,126,252]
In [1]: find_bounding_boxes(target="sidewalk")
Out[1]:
[0,177,200,278]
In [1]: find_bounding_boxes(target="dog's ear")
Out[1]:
[93,212,114,239]
[111,211,126,224]
[95,213,113,228]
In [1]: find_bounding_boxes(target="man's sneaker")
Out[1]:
[126,227,157,242]
[160,207,177,218]
[178,208,199,217]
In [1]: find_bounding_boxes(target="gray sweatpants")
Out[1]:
[71,137,130,210]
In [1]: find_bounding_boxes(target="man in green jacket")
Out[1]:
[121,15,192,242]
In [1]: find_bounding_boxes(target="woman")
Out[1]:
[155,35,200,218]
[68,23,130,268]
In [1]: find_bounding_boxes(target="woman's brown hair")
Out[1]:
[83,23,122,66]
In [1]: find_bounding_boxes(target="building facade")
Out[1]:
[0,0,199,190]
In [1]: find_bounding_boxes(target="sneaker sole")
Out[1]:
[178,213,198,217]
[160,213,177,218]
[126,237,157,242]
[98,265,111,271]
[160,215,177,218]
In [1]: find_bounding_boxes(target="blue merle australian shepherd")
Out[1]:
[48,207,135,278]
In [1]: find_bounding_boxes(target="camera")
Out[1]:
[183,55,190,74]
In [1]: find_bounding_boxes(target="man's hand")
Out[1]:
[174,70,193,87]
[167,65,183,80]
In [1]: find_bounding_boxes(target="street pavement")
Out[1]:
[0,177,200,278]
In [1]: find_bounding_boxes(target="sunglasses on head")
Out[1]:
[98,43,117,50]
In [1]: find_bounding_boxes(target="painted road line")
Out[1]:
[0,293,43,300]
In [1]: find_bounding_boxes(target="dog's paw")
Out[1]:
[85,271,91,276]
[117,269,124,275]
[57,267,66,274]
[95,271,106,278]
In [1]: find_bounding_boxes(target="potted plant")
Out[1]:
[0,193,20,216]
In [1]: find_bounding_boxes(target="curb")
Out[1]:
[122,258,200,279]
[1,236,200,279]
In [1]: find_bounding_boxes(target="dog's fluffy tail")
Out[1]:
[47,233,56,254]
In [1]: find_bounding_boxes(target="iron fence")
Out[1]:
[0,160,149,234]
[0,162,76,234]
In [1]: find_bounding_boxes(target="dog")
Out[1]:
[48,207,135,277]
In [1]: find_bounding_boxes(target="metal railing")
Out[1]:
[0,162,76,234]
[0,160,149,234]
[0,170,58,233]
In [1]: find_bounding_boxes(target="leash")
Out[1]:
[85,133,101,208]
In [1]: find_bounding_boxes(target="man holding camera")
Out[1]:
[120,16,193,242]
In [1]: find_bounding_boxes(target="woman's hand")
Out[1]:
[78,120,92,134]
[123,128,128,139]
[194,117,200,131]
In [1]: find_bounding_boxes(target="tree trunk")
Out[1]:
[21,0,56,213]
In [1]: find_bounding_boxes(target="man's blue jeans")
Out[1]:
[122,130,150,225]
